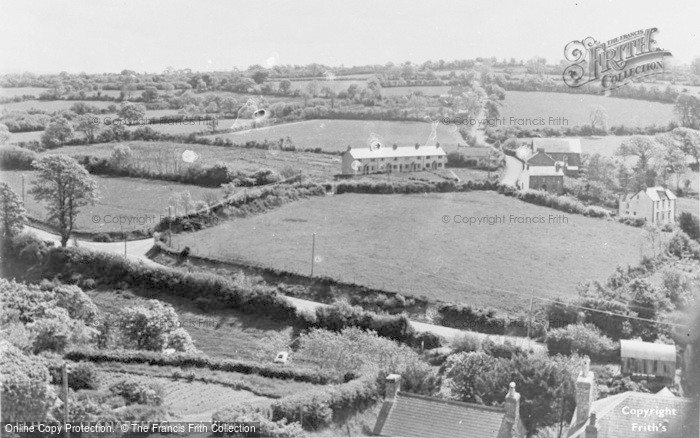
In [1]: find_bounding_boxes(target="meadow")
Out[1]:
[0,170,221,232]
[45,140,342,180]
[0,87,52,98]
[500,91,676,127]
[203,119,464,152]
[171,191,655,312]
[1,99,116,112]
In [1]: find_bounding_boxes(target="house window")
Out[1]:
[427,156,431,159]
[656,212,660,222]
[661,212,664,220]
[394,157,398,161]
[626,202,630,208]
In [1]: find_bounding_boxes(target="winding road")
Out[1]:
[24,225,545,352]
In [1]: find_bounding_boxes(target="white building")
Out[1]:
[341,144,447,175]
[619,186,677,225]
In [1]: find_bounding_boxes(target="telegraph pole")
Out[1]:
[310,233,316,277]
[21,173,25,203]
[168,206,172,247]
[62,362,70,437]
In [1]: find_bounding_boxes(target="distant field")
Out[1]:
[383,86,452,96]
[500,91,676,127]
[171,191,654,311]
[202,119,464,152]
[0,170,221,232]
[0,87,51,98]
[1,99,116,112]
[8,130,43,143]
[46,140,341,181]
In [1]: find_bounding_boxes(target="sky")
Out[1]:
[0,0,698,74]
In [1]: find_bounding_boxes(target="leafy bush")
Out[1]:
[480,339,528,359]
[70,362,100,390]
[0,341,53,421]
[0,145,38,170]
[545,323,617,362]
[678,212,700,241]
[451,333,481,353]
[109,378,164,406]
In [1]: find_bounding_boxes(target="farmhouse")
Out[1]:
[620,339,676,384]
[341,144,447,175]
[514,149,565,194]
[529,138,582,176]
[619,187,677,225]
[567,357,697,438]
[373,374,527,438]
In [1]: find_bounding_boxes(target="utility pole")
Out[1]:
[527,295,534,341]
[168,206,172,247]
[62,362,69,437]
[21,173,25,203]
[310,233,316,277]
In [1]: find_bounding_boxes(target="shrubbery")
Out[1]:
[64,348,336,384]
[0,145,38,170]
[500,188,612,218]
[545,323,618,362]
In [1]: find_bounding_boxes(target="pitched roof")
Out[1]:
[620,340,676,361]
[644,187,677,201]
[526,151,556,166]
[567,391,698,438]
[531,138,582,154]
[374,391,522,438]
[345,145,446,159]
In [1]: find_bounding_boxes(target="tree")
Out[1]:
[41,116,73,148]
[655,133,688,190]
[589,105,608,131]
[141,86,158,103]
[484,99,501,121]
[74,113,99,144]
[678,212,700,241]
[251,70,269,85]
[278,79,292,95]
[306,80,319,98]
[0,123,11,145]
[672,127,700,169]
[692,57,700,76]
[29,155,99,246]
[0,183,27,238]
[117,102,147,123]
[445,351,577,434]
[116,300,179,351]
[674,94,700,129]
[616,136,659,191]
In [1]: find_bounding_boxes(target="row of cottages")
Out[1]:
[618,186,677,226]
[567,357,697,438]
[341,144,447,175]
[514,138,582,194]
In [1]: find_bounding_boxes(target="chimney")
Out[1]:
[415,143,420,150]
[537,148,545,153]
[347,145,352,151]
[584,412,598,438]
[385,374,401,400]
[504,382,521,425]
[575,356,595,427]
[392,144,398,150]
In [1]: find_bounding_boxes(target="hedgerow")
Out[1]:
[64,348,336,384]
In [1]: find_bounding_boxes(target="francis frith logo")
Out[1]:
[563,28,672,91]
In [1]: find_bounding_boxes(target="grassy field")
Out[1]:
[171,191,655,312]
[1,99,116,112]
[383,86,452,96]
[98,370,269,421]
[677,197,700,215]
[0,87,52,98]
[203,119,464,152]
[8,130,43,143]
[45,140,341,180]
[501,91,676,127]
[87,287,299,363]
[0,170,221,232]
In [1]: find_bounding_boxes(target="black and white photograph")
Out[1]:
[0,1,699,437]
